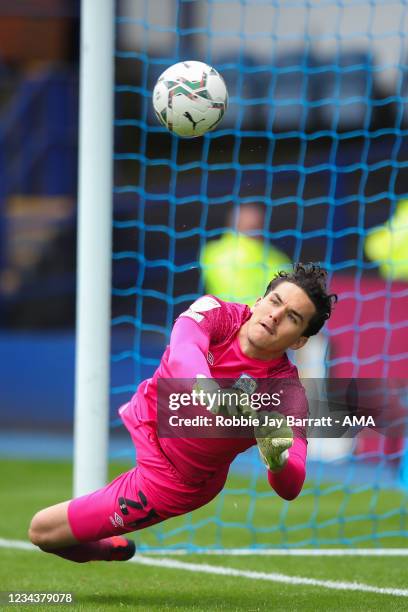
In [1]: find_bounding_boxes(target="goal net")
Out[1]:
[106,0,408,550]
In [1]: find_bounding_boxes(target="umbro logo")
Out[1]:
[109,512,124,528]
[207,351,214,365]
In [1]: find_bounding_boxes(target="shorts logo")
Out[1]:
[207,351,214,365]
[109,512,125,528]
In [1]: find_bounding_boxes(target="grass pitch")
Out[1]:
[1,458,408,610]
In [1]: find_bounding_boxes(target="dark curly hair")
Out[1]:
[264,263,337,337]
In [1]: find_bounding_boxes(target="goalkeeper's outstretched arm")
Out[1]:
[167,316,212,379]
[266,437,307,501]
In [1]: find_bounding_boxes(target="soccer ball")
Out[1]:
[152,60,228,138]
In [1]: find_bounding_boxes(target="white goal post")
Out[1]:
[73,0,115,496]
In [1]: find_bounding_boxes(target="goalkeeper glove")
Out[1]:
[254,411,293,472]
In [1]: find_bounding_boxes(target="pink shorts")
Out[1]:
[68,403,228,542]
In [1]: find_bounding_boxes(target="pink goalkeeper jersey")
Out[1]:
[126,296,308,498]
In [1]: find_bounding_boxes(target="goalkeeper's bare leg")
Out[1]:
[29,500,135,562]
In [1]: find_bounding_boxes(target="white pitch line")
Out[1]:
[143,548,408,557]
[1,538,407,598]
[130,554,408,597]
[1,538,408,557]
[0,538,36,552]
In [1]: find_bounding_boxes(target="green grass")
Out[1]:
[1,458,408,610]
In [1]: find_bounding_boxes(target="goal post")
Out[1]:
[73,0,115,496]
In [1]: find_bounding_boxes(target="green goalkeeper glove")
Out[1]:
[193,375,248,416]
[253,411,293,472]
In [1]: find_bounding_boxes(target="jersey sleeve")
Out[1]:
[267,437,307,500]
[167,316,211,380]
[166,295,241,382]
[279,379,308,441]
[177,295,238,345]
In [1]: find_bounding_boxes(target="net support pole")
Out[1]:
[74,0,115,496]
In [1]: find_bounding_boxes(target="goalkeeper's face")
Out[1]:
[244,281,316,358]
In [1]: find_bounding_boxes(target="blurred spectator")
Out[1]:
[201,202,329,380]
[200,202,290,305]
[364,199,408,280]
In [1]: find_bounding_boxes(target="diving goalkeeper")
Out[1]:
[29,263,336,563]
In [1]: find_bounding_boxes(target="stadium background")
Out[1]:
[0,0,407,552]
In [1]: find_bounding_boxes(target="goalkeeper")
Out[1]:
[29,263,336,563]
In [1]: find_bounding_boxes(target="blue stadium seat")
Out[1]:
[316,51,375,131]
[264,49,319,133]
[0,68,78,195]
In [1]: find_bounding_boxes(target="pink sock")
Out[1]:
[43,538,114,563]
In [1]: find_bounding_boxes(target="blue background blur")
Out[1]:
[1,0,407,443]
